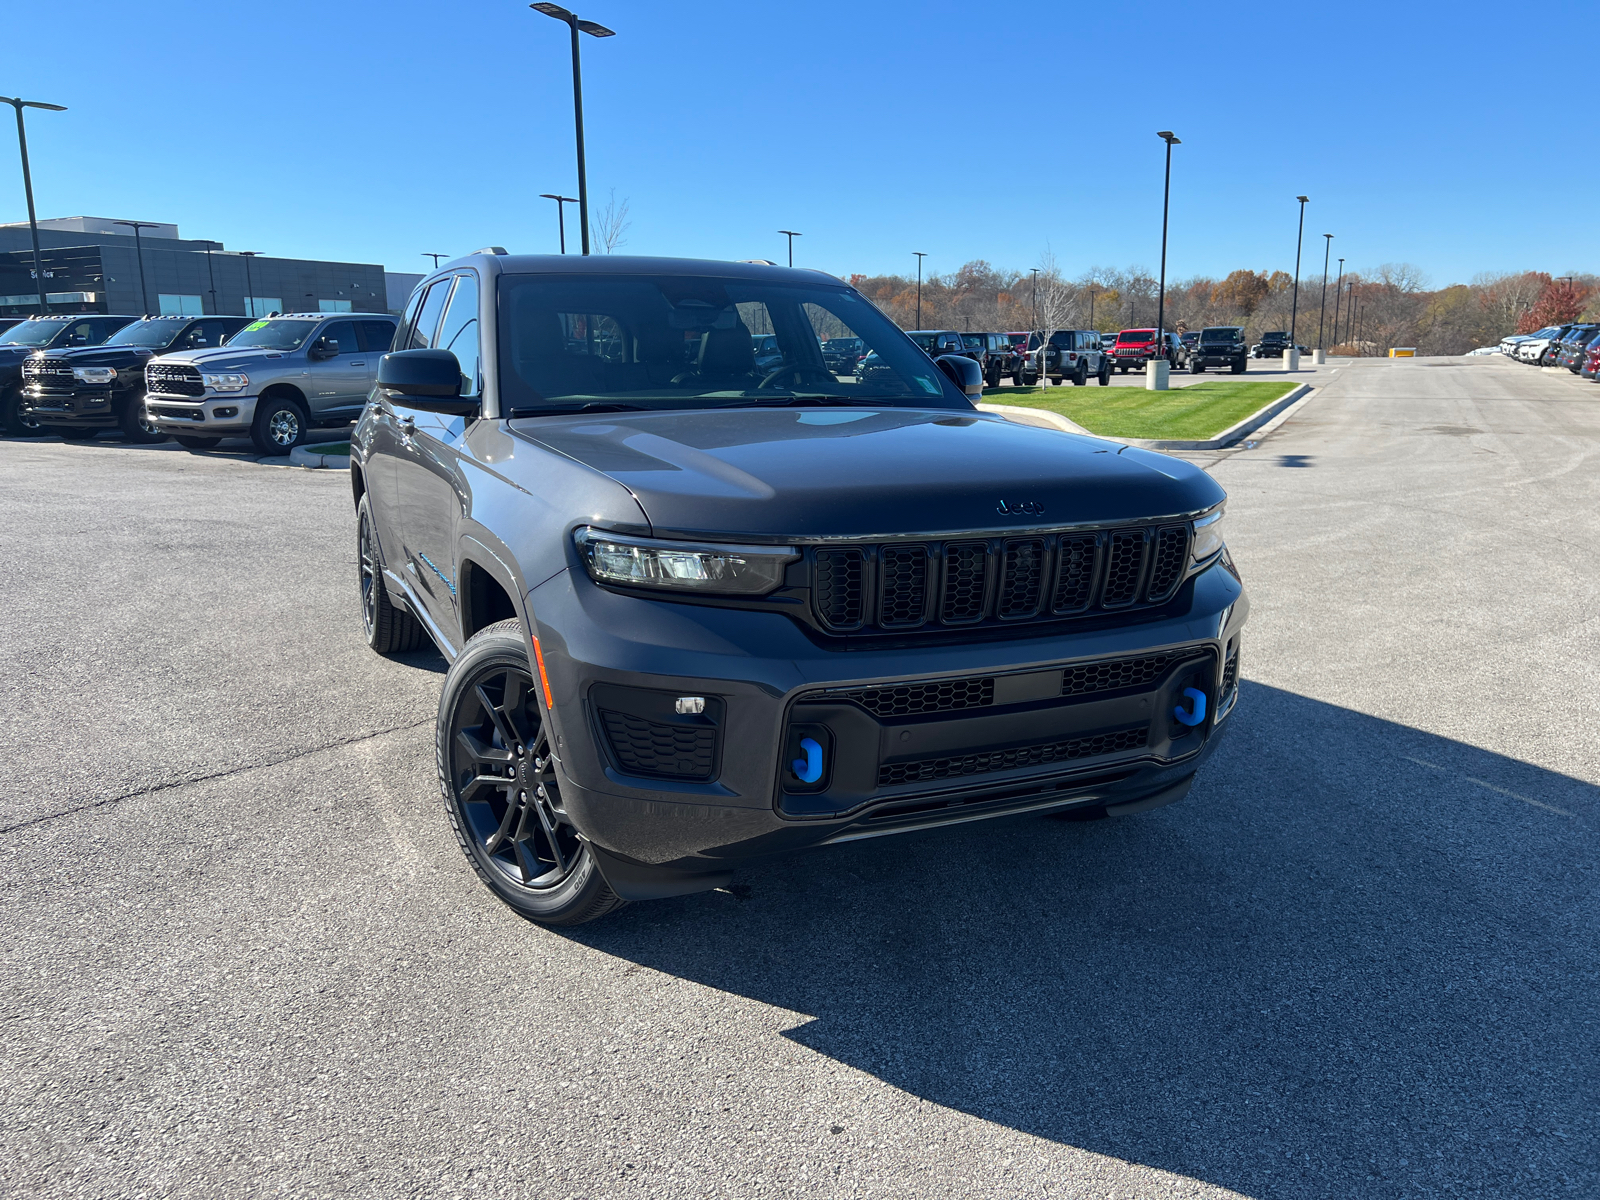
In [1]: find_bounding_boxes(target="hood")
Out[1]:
[152,345,289,371]
[26,344,160,367]
[510,407,1222,541]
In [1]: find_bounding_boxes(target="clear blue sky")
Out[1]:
[2,0,1589,287]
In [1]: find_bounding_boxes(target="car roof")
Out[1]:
[450,252,845,285]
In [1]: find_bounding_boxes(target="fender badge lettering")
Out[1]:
[997,499,1044,516]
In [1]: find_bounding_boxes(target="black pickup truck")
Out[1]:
[1,314,138,436]
[22,314,252,441]
[351,252,1247,925]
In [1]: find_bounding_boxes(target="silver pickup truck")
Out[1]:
[144,312,398,454]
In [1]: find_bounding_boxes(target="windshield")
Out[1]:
[497,274,964,413]
[1117,330,1154,344]
[821,338,862,352]
[103,319,185,348]
[1200,328,1239,342]
[223,318,318,350]
[0,319,74,347]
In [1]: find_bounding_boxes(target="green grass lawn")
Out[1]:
[982,380,1299,440]
[303,441,351,456]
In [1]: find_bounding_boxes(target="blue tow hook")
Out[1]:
[792,737,824,783]
[1174,687,1207,727]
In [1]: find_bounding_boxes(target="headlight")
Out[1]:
[1191,504,1226,562]
[202,372,249,392]
[574,527,796,595]
[72,366,116,383]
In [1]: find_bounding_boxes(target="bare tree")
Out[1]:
[591,189,631,255]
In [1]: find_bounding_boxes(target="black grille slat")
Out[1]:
[1052,534,1098,614]
[1101,530,1147,608]
[998,538,1045,618]
[814,548,865,630]
[1222,648,1240,694]
[941,541,989,623]
[879,726,1148,786]
[838,676,994,718]
[878,544,929,628]
[599,710,716,780]
[1061,653,1176,697]
[1146,525,1189,602]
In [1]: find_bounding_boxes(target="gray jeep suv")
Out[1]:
[145,312,398,453]
[355,253,1247,925]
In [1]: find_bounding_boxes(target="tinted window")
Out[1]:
[321,321,359,354]
[434,275,480,396]
[406,279,452,351]
[359,320,397,354]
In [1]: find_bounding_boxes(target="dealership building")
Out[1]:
[0,216,422,318]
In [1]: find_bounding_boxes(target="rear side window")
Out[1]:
[434,275,480,396]
[406,279,452,351]
[359,320,397,353]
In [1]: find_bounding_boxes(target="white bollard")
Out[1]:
[1283,348,1300,372]
[1146,359,1170,390]
[1313,348,1326,365]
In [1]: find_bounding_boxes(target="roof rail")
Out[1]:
[474,246,508,256]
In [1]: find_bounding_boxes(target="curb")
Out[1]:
[288,445,352,470]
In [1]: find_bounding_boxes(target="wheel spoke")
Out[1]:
[531,797,568,875]
[456,728,512,765]
[460,773,510,804]
[475,682,518,749]
[482,794,522,855]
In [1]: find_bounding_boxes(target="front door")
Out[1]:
[305,320,367,425]
[391,272,481,645]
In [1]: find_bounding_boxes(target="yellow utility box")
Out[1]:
[1389,347,1416,358]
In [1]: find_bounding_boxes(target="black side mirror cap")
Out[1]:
[934,353,984,397]
[308,342,336,360]
[376,348,480,415]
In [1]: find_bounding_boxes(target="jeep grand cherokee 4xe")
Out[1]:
[355,253,1247,925]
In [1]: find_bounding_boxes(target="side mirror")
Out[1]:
[308,339,338,360]
[934,353,983,398]
[67,335,88,346]
[376,349,479,415]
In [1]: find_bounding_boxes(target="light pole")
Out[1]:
[203,240,219,315]
[914,252,928,328]
[1,95,67,314]
[538,194,577,253]
[423,252,448,268]
[1331,257,1345,347]
[240,251,260,316]
[1029,267,1039,329]
[1289,195,1308,350]
[1316,233,1333,353]
[1155,131,1180,366]
[778,230,801,268]
[530,4,616,257]
[1087,282,1097,330]
[114,220,159,314]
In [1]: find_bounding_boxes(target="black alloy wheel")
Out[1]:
[1,385,39,436]
[357,495,423,654]
[1073,360,1088,386]
[438,620,624,925]
[117,394,168,444]
[1097,360,1111,385]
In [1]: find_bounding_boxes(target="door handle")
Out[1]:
[350,361,365,367]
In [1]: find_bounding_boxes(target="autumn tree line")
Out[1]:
[846,262,1600,357]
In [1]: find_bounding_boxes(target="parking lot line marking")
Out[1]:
[1401,755,1574,816]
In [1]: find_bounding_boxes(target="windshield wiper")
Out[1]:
[506,401,650,418]
[719,394,868,408]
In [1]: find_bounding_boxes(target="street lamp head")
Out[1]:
[1324,232,1333,240]
[779,230,801,237]
[530,4,615,35]
[529,2,572,17]
[1297,195,1309,203]
[576,19,615,36]
[0,98,67,112]
[1156,130,1180,144]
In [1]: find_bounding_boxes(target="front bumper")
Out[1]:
[1192,352,1244,367]
[526,559,1248,882]
[146,392,257,435]
[21,387,122,428]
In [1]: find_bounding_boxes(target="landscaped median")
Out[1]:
[981,380,1302,442]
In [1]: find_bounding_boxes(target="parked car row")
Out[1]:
[0,309,399,453]
[1498,322,1600,374]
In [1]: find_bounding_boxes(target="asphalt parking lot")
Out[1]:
[2,356,1595,1199]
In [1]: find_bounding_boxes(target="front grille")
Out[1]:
[22,358,73,392]
[810,523,1192,635]
[1061,653,1177,697]
[598,710,716,780]
[879,726,1148,786]
[145,363,205,397]
[836,677,995,718]
[1221,647,1239,694]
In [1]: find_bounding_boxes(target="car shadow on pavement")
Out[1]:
[572,681,1597,1198]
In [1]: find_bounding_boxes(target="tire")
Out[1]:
[251,394,307,455]
[46,426,97,440]
[174,435,221,449]
[1191,360,1204,374]
[358,494,425,655]
[116,393,168,444]
[985,363,1001,389]
[1233,357,1246,374]
[1012,372,1028,387]
[438,618,625,926]
[1118,365,1128,374]
[1,385,39,436]
[1097,361,1111,386]
[1072,360,1088,386]
[1048,375,1063,386]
